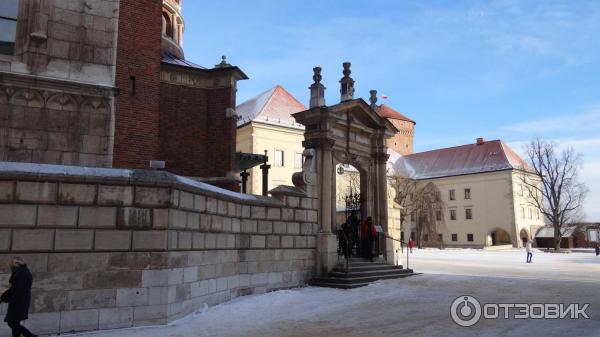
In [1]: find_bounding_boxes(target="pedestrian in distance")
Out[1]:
[1,257,37,337]
[526,240,533,263]
[408,238,414,253]
[360,216,377,262]
[595,244,599,257]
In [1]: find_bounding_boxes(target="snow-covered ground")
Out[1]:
[410,248,600,282]
[67,249,600,337]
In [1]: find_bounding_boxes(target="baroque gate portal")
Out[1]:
[292,63,399,275]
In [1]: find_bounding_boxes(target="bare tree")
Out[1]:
[336,167,361,205]
[521,139,588,250]
[390,175,445,248]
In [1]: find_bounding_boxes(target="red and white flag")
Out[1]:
[381,94,388,99]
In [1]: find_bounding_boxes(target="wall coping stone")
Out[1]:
[0,162,308,207]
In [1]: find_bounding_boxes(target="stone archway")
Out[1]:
[519,228,530,247]
[487,228,512,246]
[292,64,398,275]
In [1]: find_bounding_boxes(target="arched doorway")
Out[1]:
[519,228,530,246]
[291,64,399,275]
[488,228,512,246]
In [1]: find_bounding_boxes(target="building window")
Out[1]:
[467,234,474,242]
[129,76,136,96]
[435,210,442,222]
[0,0,18,55]
[465,208,472,220]
[528,208,533,219]
[449,189,455,200]
[274,149,284,167]
[294,152,303,169]
[162,11,173,38]
[451,234,458,242]
[410,212,415,222]
[449,209,456,220]
[423,234,429,242]
[521,207,525,219]
[464,188,471,199]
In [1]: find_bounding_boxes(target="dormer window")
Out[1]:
[0,0,18,55]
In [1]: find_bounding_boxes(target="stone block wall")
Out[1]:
[0,163,317,336]
[0,0,118,167]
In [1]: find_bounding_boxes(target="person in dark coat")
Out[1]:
[595,244,599,257]
[347,211,360,256]
[1,257,36,337]
[360,216,377,262]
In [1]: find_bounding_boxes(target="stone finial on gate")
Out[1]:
[309,66,326,108]
[340,62,355,102]
[369,89,379,112]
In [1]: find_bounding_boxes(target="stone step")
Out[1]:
[328,268,411,278]
[333,264,404,273]
[309,271,418,288]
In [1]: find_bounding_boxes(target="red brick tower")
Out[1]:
[114,0,247,189]
[378,104,416,156]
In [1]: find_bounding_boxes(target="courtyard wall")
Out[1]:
[0,162,317,336]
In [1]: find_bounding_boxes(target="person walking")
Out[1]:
[595,244,599,257]
[408,238,414,253]
[1,257,36,337]
[526,240,533,263]
[360,216,377,262]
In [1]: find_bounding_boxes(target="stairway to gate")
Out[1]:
[309,257,418,289]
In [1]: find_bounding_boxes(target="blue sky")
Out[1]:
[181,0,600,220]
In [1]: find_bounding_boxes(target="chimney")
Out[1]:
[339,62,355,102]
[309,66,326,108]
[476,137,485,145]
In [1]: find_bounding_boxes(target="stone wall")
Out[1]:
[0,0,119,167]
[0,162,317,336]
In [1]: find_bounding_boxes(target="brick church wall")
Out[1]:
[159,84,237,179]
[0,163,317,336]
[112,0,163,169]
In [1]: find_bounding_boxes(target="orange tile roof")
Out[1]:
[236,85,307,128]
[378,104,415,123]
[394,139,531,179]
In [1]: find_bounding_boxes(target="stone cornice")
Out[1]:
[0,71,117,97]
[160,64,248,89]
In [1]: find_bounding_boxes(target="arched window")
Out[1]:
[162,11,173,38]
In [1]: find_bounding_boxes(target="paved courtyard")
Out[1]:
[67,249,600,337]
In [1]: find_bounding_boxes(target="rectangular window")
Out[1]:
[274,149,284,167]
[521,207,525,219]
[449,189,455,200]
[423,234,429,242]
[465,208,472,220]
[410,212,415,221]
[451,233,457,242]
[0,0,18,55]
[449,209,456,220]
[528,208,533,219]
[294,152,303,169]
[464,188,471,199]
[129,76,136,96]
[435,210,442,222]
[467,234,474,242]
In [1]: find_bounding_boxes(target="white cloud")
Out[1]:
[503,108,600,133]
